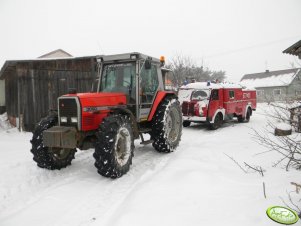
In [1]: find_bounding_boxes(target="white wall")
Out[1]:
[0,80,5,106]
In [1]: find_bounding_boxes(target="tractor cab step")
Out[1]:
[140,139,154,145]
[139,128,152,133]
[139,130,153,145]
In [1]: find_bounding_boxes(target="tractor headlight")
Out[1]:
[60,117,67,123]
[71,117,78,123]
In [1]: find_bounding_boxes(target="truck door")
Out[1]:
[208,89,223,121]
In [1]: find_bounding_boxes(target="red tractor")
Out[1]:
[30,53,182,178]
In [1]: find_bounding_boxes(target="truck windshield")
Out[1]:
[191,90,209,101]
[100,63,136,99]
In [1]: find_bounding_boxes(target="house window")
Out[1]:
[296,91,301,96]
[229,90,235,99]
[273,89,281,95]
[257,90,264,96]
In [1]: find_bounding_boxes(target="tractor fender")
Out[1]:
[110,107,139,139]
[147,91,177,121]
[209,109,225,123]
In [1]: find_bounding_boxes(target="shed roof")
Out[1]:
[0,55,98,80]
[283,40,301,58]
[240,68,301,88]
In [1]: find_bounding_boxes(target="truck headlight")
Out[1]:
[199,108,203,116]
[71,117,78,123]
[60,117,67,123]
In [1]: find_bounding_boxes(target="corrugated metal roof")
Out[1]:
[283,40,301,57]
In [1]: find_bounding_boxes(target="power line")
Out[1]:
[203,35,301,59]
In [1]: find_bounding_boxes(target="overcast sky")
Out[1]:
[0,0,300,81]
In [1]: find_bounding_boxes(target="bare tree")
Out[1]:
[253,103,301,170]
[166,54,226,86]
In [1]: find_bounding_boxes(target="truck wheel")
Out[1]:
[30,115,76,170]
[245,109,251,122]
[151,96,182,153]
[237,115,244,123]
[94,114,134,178]
[209,113,223,130]
[183,120,191,127]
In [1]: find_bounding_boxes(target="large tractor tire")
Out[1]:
[30,115,76,170]
[94,114,134,179]
[151,96,182,153]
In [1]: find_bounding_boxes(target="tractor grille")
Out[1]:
[182,101,195,116]
[59,98,79,128]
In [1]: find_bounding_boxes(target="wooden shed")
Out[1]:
[0,56,98,131]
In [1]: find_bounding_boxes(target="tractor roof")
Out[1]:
[99,52,161,63]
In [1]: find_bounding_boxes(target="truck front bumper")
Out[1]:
[183,116,207,122]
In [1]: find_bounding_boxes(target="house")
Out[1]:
[240,68,301,102]
[38,49,73,58]
[283,40,301,59]
[0,55,99,131]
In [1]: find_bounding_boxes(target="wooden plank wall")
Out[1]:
[8,58,96,131]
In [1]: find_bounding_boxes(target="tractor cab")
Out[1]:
[97,53,165,121]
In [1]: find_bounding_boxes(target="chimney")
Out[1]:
[265,70,269,73]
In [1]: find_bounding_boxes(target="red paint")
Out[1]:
[63,92,127,131]
[147,91,175,121]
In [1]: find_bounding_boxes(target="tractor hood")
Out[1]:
[59,92,127,131]
[63,92,127,109]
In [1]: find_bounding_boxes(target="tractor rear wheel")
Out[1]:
[30,115,76,170]
[151,96,182,153]
[94,114,134,178]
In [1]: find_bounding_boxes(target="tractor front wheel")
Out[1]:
[30,115,76,170]
[151,96,182,153]
[94,114,134,178]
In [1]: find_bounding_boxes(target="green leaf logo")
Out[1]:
[266,206,299,225]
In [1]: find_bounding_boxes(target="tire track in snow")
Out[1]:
[0,149,95,217]
[41,144,175,226]
[0,143,176,226]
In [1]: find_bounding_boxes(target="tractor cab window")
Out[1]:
[100,63,136,103]
[162,69,176,91]
[140,63,159,103]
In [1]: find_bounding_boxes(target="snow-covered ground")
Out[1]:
[0,104,299,226]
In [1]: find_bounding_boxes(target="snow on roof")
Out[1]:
[240,68,300,88]
[180,82,243,90]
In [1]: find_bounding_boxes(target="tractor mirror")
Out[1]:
[144,59,152,70]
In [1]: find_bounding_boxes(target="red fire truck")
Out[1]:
[178,82,256,129]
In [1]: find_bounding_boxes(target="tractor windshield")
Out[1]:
[100,62,136,103]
